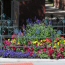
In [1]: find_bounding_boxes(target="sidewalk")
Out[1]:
[0,58,65,65]
[45,3,65,19]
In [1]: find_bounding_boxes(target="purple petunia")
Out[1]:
[0,50,37,58]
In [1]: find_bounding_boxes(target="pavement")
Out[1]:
[0,58,65,65]
[45,3,65,19]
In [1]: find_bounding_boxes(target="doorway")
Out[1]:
[3,0,11,18]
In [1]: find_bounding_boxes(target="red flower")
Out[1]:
[4,46,6,49]
[48,47,51,50]
[28,41,32,45]
[60,47,64,52]
[48,49,54,56]
[30,52,34,56]
[43,48,47,53]
[61,36,64,39]
[24,46,28,50]
[12,47,16,51]
[61,55,64,59]
[56,38,59,41]
[36,44,38,47]
[31,47,34,51]
[46,38,52,43]
[27,48,31,52]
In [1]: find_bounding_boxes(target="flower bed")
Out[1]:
[2,23,65,59]
[2,37,65,59]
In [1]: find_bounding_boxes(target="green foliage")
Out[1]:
[18,36,27,45]
[48,0,54,3]
[39,53,49,59]
[26,23,59,41]
[18,23,60,45]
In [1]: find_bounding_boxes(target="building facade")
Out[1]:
[19,0,45,27]
[0,0,45,27]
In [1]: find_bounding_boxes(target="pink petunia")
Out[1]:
[38,50,43,54]
[43,48,47,53]
[4,40,11,46]
[57,53,62,59]
[12,34,17,39]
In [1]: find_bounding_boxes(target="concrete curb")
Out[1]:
[0,58,65,65]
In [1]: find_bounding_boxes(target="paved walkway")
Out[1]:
[0,58,65,65]
[45,2,65,19]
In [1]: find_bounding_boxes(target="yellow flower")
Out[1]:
[43,40,46,42]
[64,40,65,43]
[54,40,56,42]
[40,44,43,46]
[18,42,20,45]
[49,44,52,46]
[12,39,16,44]
[64,43,65,45]
[53,45,57,48]
[38,42,40,46]
[59,40,61,43]
[40,40,43,42]
[33,41,38,44]
[57,42,60,46]
[53,44,57,48]
[8,39,10,41]
[14,39,16,43]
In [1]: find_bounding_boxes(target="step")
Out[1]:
[45,17,64,19]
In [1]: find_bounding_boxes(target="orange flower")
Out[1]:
[46,38,52,43]
[56,38,59,41]
[61,36,64,39]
